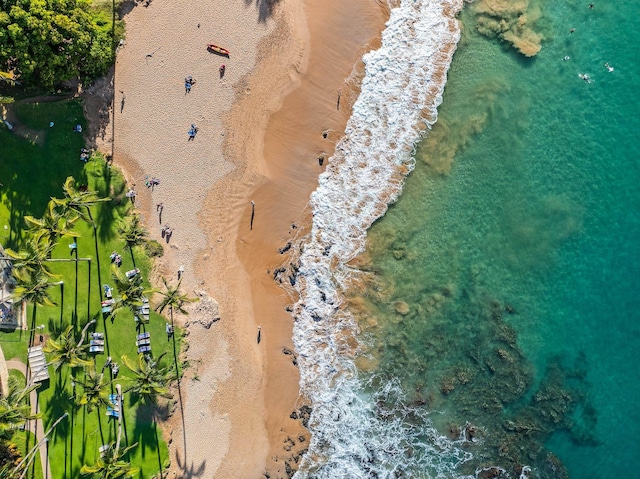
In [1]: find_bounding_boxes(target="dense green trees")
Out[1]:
[0,0,119,87]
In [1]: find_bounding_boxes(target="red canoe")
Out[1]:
[207,44,230,56]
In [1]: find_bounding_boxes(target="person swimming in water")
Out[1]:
[604,62,614,72]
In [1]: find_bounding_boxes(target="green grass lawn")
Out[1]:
[0,100,183,478]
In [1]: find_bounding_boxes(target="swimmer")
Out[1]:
[604,62,614,72]
[563,56,571,61]
[578,73,592,83]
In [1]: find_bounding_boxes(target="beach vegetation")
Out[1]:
[43,324,93,371]
[0,376,38,471]
[0,100,180,478]
[0,0,124,88]
[121,353,173,404]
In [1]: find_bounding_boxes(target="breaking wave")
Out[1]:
[290,0,471,477]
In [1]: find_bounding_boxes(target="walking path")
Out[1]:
[6,359,52,479]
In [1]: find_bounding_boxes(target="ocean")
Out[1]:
[290,0,640,478]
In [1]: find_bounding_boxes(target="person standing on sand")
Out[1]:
[250,200,255,230]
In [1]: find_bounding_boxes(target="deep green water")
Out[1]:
[358,1,639,477]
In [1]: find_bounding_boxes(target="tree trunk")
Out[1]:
[129,246,136,269]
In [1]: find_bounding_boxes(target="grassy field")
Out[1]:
[0,100,183,478]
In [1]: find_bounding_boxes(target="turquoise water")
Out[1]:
[358,1,640,477]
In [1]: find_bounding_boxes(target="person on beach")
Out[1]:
[178,264,185,280]
[188,124,198,141]
[156,202,163,212]
[219,65,225,78]
[185,75,195,93]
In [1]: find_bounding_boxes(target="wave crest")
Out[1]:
[291,0,467,477]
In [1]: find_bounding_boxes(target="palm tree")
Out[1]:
[3,239,57,284]
[0,377,38,442]
[79,442,140,479]
[11,276,56,346]
[74,366,111,443]
[121,354,173,478]
[117,215,146,267]
[155,278,197,324]
[109,266,154,328]
[53,176,111,308]
[11,412,68,479]
[24,200,79,248]
[121,353,173,404]
[75,366,112,413]
[81,384,140,479]
[43,322,95,371]
[156,277,197,375]
[53,177,111,227]
[0,377,39,476]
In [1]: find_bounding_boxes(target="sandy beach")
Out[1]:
[95,0,388,476]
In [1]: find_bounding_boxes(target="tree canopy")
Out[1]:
[0,0,117,87]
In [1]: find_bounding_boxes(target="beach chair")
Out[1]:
[99,444,110,457]
[90,345,105,353]
[137,332,150,340]
[106,394,120,418]
[103,284,113,299]
[125,268,140,279]
[138,345,151,353]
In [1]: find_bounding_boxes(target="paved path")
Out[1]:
[6,360,52,479]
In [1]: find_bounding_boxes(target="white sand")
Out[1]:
[105,0,388,476]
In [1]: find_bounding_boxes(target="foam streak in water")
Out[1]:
[292,0,467,477]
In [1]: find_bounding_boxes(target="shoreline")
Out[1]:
[93,0,389,476]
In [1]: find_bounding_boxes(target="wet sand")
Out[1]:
[104,0,387,476]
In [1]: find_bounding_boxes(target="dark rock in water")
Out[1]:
[285,305,293,312]
[310,311,321,322]
[273,267,286,281]
[282,347,298,366]
[293,404,312,428]
[283,436,295,452]
[289,275,296,286]
[285,461,294,478]
[320,291,326,302]
[279,242,292,254]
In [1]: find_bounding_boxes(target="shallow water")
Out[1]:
[359,0,640,477]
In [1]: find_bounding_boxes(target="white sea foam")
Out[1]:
[291,0,467,477]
